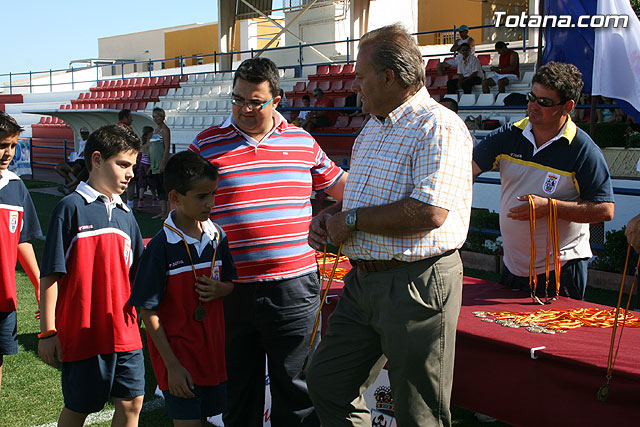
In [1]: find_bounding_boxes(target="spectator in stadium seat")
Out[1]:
[302,88,335,132]
[307,23,473,426]
[450,24,475,54]
[189,57,347,427]
[293,94,312,126]
[55,127,90,195]
[473,62,615,301]
[482,41,520,94]
[438,43,483,94]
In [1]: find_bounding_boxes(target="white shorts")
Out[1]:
[487,73,519,84]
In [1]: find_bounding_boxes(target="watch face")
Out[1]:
[346,210,357,230]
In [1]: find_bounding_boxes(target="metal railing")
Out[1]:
[1,24,537,95]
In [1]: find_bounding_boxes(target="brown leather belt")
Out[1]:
[354,250,456,273]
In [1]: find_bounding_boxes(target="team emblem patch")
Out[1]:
[124,240,132,265]
[543,172,559,194]
[9,211,19,233]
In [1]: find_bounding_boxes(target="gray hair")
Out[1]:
[359,23,425,90]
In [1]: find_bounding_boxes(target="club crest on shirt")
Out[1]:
[542,172,559,194]
[9,211,19,233]
[124,240,131,264]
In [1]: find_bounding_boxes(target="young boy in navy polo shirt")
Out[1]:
[130,150,236,424]
[38,125,145,425]
[0,111,42,389]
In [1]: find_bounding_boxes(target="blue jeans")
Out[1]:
[222,272,321,427]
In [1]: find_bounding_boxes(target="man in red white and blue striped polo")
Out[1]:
[189,57,347,427]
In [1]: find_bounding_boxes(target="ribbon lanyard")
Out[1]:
[598,244,640,402]
[308,242,343,351]
[163,223,218,280]
[528,196,561,304]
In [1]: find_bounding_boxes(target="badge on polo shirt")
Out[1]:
[9,211,19,233]
[212,260,222,281]
[542,172,559,194]
[124,240,132,265]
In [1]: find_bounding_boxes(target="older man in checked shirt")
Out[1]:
[307,24,474,427]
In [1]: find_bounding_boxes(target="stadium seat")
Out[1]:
[219,85,232,96]
[306,80,318,93]
[459,94,476,106]
[207,100,218,111]
[341,63,355,77]
[329,64,342,77]
[348,115,365,132]
[165,116,175,127]
[521,71,534,85]
[192,115,204,128]
[494,93,509,106]
[203,116,215,127]
[283,68,295,79]
[318,80,331,92]
[429,75,449,97]
[218,100,230,111]
[443,94,458,102]
[183,116,194,128]
[309,65,330,80]
[195,74,206,84]
[191,86,203,96]
[173,116,185,128]
[180,75,188,83]
[333,115,351,131]
[291,81,306,94]
[204,73,214,84]
[425,59,440,76]
[327,80,343,93]
[475,93,495,106]
[333,96,346,108]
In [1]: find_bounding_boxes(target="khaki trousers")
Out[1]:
[307,251,463,427]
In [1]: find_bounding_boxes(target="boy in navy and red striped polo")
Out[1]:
[39,125,145,425]
[130,151,237,422]
[0,111,42,389]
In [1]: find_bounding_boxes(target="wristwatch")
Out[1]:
[345,208,358,231]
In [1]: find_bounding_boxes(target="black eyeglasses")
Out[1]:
[230,95,274,111]
[527,92,566,107]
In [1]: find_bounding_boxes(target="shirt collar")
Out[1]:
[380,86,432,127]
[75,181,129,212]
[516,115,577,150]
[0,169,19,191]
[163,211,219,256]
[226,110,286,146]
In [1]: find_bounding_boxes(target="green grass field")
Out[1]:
[2,183,629,426]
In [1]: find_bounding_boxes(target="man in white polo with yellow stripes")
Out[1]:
[473,62,615,300]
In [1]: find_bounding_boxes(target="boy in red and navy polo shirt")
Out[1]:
[130,151,236,422]
[0,111,42,389]
[39,125,145,425]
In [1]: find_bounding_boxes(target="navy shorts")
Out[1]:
[162,382,226,420]
[0,311,18,356]
[61,349,145,414]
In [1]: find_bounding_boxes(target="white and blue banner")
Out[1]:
[542,0,640,120]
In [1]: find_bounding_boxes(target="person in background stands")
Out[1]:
[482,41,520,94]
[450,24,475,54]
